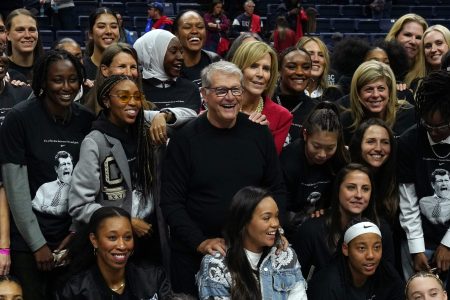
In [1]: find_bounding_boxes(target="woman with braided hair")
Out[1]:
[405,271,447,300]
[69,75,170,269]
[398,70,450,292]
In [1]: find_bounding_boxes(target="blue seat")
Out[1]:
[175,3,201,15]
[390,6,411,18]
[429,19,450,29]
[267,4,279,15]
[434,6,450,18]
[410,6,435,18]
[332,19,356,32]
[356,19,379,33]
[341,5,365,18]
[102,2,125,15]
[39,30,55,49]
[125,2,148,17]
[319,32,334,45]
[316,18,332,33]
[316,5,341,18]
[379,19,395,32]
[74,1,98,16]
[36,16,53,30]
[134,16,148,31]
[55,30,85,47]
[163,3,175,17]
[78,15,89,30]
[370,33,388,43]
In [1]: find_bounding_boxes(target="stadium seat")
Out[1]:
[341,5,365,18]
[125,2,148,17]
[410,6,435,18]
[56,30,86,47]
[134,16,148,31]
[102,2,125,15]
[175,3,201,15]
[39,30,55,49]
[433,6,450,18]
[316,18,332,33]
[36,16,53,30]
[78,15,89,30]
[163,3,175,17]
[379,19,395,32]
[332,19,357,32]
[74,1,98,16]
[316,5,342,18]
[356,19,379,33]
[390,6,411,18]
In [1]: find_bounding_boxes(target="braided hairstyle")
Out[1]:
[97,75,154,202]
[405,271,446,299]
[415,70,450,122]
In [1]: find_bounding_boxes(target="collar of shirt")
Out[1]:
[427,132,450,146]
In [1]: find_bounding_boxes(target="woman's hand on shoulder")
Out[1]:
[131,218,152,237]
[248,112,269,126]
[149,113,168,145]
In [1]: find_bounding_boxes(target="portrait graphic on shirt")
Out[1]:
[31,151,74,216]
[419,168,450,225]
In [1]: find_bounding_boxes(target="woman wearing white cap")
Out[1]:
[307,218,404,299]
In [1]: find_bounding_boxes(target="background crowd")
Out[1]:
[0,0,449,299]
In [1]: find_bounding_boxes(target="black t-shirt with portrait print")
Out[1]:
[398,124,450,249]
[0,97,94,251]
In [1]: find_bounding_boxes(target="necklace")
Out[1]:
[111,282,125,292]
[255,97,264,113]
[430,143,450,159]
[240,97,264,114]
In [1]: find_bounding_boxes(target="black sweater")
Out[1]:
[161,113,286,253]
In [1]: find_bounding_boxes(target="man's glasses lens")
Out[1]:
[209,87,243,97]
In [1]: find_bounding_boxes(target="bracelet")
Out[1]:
[0,248,10,255]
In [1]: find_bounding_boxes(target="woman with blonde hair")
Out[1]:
[422,24,450,73]
[231,41,292,154]
[341,60,415,144]
[385,13,428,87]
[296,36,341,101]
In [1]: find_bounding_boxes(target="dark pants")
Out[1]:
[11,250,68,300]
[170,248,202,297]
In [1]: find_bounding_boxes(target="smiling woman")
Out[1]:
[350,119,399,225]
[5,8,44,84]
[197,186,307,300]
[0,49,94,299]
[134,29,201,113]
[56,207,171,299]
[291,163,396,279]
[421,25,450,73]
[341,60,415,144]
[83,7,120,80]
[232,41,293,154]
[307,219,404,300]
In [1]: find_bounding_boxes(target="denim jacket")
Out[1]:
[196,246,307,300]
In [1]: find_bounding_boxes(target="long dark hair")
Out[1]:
[97,75,154,201]
[303,101,350,173]
[31,49,85,100]
[325,163,378,251]
[86,7,118,57]
[224,186,273,300]
[350,118,398,222]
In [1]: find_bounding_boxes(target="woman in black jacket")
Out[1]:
[56,206,171,299]
[307,218,404,300]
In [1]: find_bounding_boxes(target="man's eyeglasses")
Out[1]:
[109,91,143,103]
[420,119,450,132]
[204,87,243,97]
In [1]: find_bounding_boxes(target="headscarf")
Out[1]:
[133,29,176,81]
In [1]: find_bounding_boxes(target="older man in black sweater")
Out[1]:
[161,61,286,296]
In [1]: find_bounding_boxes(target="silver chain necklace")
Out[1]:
[430,143,450,159]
